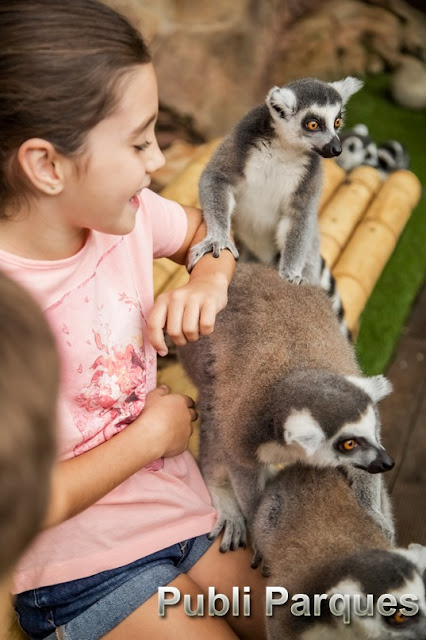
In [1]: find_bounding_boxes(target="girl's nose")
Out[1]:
[146,137,165,174]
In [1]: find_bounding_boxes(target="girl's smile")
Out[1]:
[60,63,165,237]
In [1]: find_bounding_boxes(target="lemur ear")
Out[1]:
[266,86,297,119]
[329,77,364,104]
[283,409,325,456]
[395,544,426,575]
[346,375,393,404]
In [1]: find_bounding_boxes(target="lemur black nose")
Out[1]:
[331,140,342,156]
[381,456,395,471]
[318,138,342,158]
[367,450,395,474]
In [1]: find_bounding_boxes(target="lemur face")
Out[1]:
[320,548,426,640]
[283,403,394,474]
[266,77,363,158]
[337,125,379,171]
[257,373,393,474]
[312,403,394,473]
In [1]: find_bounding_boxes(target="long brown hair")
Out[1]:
[0,271,59,578]
[0,0,151,216]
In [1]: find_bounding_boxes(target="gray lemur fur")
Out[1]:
[179,264,395,552]
[252,463,426,640]
[188,76,363,287]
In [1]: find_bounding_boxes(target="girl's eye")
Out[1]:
[306,120,319,131]
[335,117,342,128]
[134,141,151,152]
[340,439,357,452]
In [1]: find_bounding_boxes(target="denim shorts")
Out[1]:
[14,534,213,640]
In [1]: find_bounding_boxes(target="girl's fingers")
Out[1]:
[199,300,217,336]
[165,300,187,347]
[149,290,219,352]
[147,297,168,355]
[181,302,201,342]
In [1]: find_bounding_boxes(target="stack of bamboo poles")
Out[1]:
[154,141,422,334]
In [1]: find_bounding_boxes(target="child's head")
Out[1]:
[0,0,155,225]
[0,271,59,580]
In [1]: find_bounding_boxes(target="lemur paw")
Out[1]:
[282,271,308,285]
[208,509,247,552]
[188,237,239,272]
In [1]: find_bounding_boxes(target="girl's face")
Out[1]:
[61,63,165,236]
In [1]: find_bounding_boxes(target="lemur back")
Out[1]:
[179,264,394,552]
[253,463,426,640]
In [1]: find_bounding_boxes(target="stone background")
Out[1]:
[103,0,426,138]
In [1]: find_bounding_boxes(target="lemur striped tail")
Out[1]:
[319,257,352,342]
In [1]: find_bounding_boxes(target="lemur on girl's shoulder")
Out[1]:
[179,264,395,553]
[188,76,362,338]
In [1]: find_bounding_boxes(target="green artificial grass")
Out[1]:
[342,74,426,375]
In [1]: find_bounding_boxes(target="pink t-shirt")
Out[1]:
[1,189,216,592]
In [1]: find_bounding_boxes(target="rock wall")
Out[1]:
[104,0,426,137]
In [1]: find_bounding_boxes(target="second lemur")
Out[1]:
[188,76,363,285]
[179,264,394,552]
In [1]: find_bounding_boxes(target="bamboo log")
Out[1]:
[319,166,383,268]
[319,158,347,211]
[161,138,222,207]
[333,170,422,331]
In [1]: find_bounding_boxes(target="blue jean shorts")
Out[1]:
[14,534,213,640]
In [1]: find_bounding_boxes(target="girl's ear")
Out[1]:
[17,139,65,195]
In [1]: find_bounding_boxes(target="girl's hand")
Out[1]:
[147,272,229,355]
[140,385,197,458]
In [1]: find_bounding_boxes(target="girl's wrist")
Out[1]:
[130,411,168,460]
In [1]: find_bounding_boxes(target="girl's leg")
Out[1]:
[101,572,239,640]
[187,537,267,640]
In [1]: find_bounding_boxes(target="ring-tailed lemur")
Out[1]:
[179,264,395,552]
[336,123,379,172]
[252,463,426,640]
[376,139,410,177]
[337,124,410,178]
[188,77,362,338]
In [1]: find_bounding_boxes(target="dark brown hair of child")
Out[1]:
[0,0,151,217]
[0,271,59,579]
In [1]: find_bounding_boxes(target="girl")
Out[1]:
[0,1,266,639]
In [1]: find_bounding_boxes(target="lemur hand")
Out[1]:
[141,385,196,458]
[188,235,239,272]
[147,273,229,355]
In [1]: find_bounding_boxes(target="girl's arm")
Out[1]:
[148,205,236,355]
[43,385,195,528]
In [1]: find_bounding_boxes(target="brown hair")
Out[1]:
[0,0,151,217]
[0,271,59,578]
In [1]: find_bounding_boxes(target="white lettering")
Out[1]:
[158,587,180,616]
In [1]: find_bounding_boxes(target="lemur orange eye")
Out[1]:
[306,120,319,131]
[392,611,408,624]
[334,117,342,128]
[342,439,357,451]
